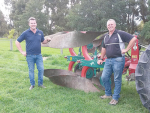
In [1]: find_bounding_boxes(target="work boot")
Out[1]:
[100,95,112,99]
[29,85,34,90]
[109,99,118,105]
[38,85,46,88]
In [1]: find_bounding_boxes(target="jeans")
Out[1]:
[101,56,125,100]
[26,54,44,86]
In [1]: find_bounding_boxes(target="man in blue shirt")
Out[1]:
[97,19,137,105]
[16,17,50,90]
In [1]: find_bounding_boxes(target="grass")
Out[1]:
[0,38,149,113]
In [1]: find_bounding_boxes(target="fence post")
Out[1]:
[61,49,63,54]
[10,39,13,50]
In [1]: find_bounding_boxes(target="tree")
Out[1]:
[70,0,80,6]
[66,0,140,34]
[44,0,69,33]
[138,0,150,43]
[137,21,144,32]
[140,21,150,43]
[8,0,29,34]
[0,10,8,37]
[66,0,107,31]
[7,0,70,35]
[6,0,150,36]
[8,0,48,35]
[136,0,149,23]
[19,0,48,35]
[8,29,17,50]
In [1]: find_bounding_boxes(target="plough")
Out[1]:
[42,31,150,111]
[42,31,110,92]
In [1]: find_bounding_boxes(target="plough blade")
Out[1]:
[50,75,100,93]
[91,77,101,87]
[44,69,100,93]
[46,31,107,49]
[92,33,107,47]
[44,69,78,77]
[41,32,66,47]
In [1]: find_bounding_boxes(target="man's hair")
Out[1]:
[107,19,116,25]
[28,17,36,23]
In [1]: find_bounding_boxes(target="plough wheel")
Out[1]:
[135,45,150,112]
[75,64,94,79]
[81,66,94,79]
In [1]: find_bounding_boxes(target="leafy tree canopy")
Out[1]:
[141,21,150,40]
[0,10,8,37]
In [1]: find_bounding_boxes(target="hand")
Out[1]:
[97,60,103,65]
[21,51,27,56]
[121,49,128,54]
[47,38,51,42]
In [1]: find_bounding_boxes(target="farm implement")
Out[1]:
[42,30,109,92]
[42,31,150,111]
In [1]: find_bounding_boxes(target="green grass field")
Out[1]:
[0,38,149,113]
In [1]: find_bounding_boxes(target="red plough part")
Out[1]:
[68,48,76,71]
[81,45,93,78]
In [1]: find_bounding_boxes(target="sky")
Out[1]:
[0,0,10,22]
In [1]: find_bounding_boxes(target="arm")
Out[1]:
[97,47,106,65]
[15,40,27,56]
[122,37,137,54]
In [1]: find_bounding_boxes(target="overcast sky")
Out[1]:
[0,0,10,22]
[0,0,6,14]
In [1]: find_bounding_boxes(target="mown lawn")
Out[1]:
[0,38,149,113]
